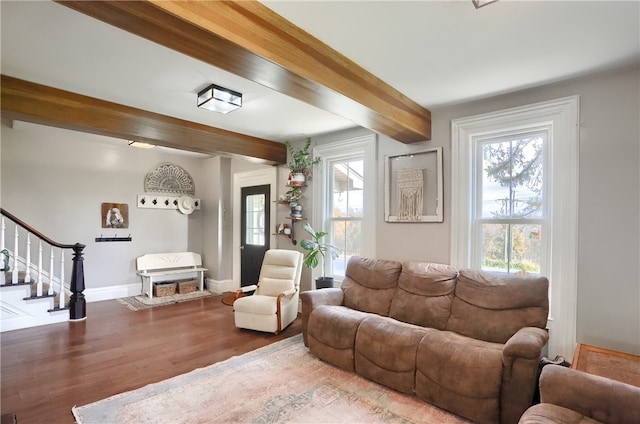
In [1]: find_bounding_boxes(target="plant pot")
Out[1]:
[290,172,306,185]
[315,276,334,289]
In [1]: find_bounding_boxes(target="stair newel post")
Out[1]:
[69,243,86,321]
[48,247,55,296]
[12,226,19,284]
[36,240,43,297]
[59,252,65,309]
[24,234,32,283]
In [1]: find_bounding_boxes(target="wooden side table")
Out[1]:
[572,343,640,387]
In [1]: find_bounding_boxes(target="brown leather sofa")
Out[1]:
[301,256,549,424]
[519,365,640,424]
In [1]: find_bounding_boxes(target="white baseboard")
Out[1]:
[84,283,140,302]
[84,279,234,302]
[207,279,233,295]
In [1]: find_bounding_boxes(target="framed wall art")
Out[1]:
[384,147,443,223]
[102,202,129,228]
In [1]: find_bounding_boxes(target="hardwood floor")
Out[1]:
[1,294,302,423]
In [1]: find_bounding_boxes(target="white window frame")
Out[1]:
[451,96,579,359]
[312,134,377,284]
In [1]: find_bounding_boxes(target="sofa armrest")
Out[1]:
[539,365,640,424]
[504,327,549,361]
[300,288,344,346]
[500,327,549,424]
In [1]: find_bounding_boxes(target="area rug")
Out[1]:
[116,290,214,311]
[72,334,471,424]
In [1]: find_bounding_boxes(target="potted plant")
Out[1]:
[285,137,321,185]
[300,222,339,289]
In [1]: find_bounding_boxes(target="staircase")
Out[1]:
[0,209,86,332]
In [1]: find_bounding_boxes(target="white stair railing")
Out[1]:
[1,208,87,323]
[24,234,32,283]
[0,217,5,285]
[58,254,65,309]
[12,226,19,284]
[48,247,55,296]
[36,241,43,297]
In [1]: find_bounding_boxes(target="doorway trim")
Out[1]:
[232,167,278,290]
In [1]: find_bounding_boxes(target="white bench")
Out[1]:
[136,252,208,299]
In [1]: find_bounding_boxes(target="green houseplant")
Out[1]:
[300,222,339,289]
[284,137,321,183]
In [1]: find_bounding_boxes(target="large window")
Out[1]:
[452,96,579,359]
[313,134,376,281]
[474,131,548,275]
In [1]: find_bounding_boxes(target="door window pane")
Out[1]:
[245,194,265,246]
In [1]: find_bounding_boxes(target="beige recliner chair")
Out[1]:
[233,249,303,334]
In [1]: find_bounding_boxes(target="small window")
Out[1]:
[312,134,377,281]
[329,159,364,276]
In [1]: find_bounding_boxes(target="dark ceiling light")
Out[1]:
[197,84,242,114]
[472,0,498,8]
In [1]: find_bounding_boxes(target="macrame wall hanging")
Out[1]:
[396,168,424,221]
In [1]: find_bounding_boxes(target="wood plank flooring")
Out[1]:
[1,294,301,423]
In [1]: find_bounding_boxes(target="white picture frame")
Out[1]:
[384,147,443,223]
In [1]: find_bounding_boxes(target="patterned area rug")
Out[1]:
[72,334,471,423]
[116,290,214,311]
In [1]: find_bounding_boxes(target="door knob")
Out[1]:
[240,245,245,250]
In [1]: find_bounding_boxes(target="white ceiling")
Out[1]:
[2,1,639,150]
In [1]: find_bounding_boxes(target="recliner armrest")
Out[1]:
[539,365,640,424]
[237,284,258,293]
[278,287,297,300]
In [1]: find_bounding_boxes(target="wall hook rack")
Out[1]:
[95,234,132,242]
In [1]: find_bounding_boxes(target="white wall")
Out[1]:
[1,121,205,296]
[428,64,639,355]
[2,64,638,355]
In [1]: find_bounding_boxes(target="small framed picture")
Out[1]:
[102,203,129,228]
[384,147,443,223]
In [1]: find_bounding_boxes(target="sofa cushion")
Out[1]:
[415,330,503,424]
[354,315,431,394]
[519,404,601,424]
[389,262,458,330]
[446,270,549,344]
[341,256,402,316]
[307,305,373,372]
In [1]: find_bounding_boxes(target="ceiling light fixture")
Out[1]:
[128,141,155,149]
[472,0,498,8]
[197,84,242,114]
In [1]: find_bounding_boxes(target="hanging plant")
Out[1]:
[284,137,321,176]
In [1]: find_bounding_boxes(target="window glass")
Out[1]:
[480,135,544,219]
[329,159,363,276]
[245,194,265,246]
[475,132,547,274]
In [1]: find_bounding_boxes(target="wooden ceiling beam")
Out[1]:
[56,0,431,143]
[0,75,286,165]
